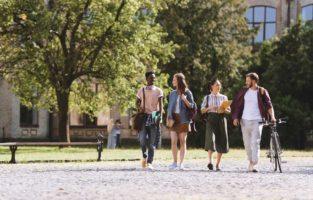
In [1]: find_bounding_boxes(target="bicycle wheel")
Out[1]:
[269,136,277,171]
[273,133,282,173]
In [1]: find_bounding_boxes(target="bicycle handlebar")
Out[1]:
[260,117,288,127]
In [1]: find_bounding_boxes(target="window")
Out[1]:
[20,105,38,127]
[245,6,276,44]
[69,111,109,128]
[302,5,313,21]
[85,114,97,127]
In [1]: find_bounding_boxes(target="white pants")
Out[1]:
[241,119,263,164]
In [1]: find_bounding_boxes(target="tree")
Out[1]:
[0,0,175,142]
[255,20,313,149]
[156,0,255,101]
[156,0,254,147]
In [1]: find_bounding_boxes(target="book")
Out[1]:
[218,100,232,113]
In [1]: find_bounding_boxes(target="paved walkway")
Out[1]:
[0,157,313,200]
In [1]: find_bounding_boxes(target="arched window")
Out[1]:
[245,6,276,44]
[302,4,313,21]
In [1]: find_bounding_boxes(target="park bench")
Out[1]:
[0,135,104,164]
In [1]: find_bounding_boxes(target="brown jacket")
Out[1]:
[231,86,273,122]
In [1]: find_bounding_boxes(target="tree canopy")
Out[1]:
[0,0,175,141]
[255,21,313,148]
[157,0,255,101]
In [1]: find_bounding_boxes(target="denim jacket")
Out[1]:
[167,90,195,124]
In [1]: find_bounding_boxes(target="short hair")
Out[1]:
[246,72,259,83]
[145,71,155,79]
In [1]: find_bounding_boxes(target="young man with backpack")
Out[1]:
[232,73,276,172]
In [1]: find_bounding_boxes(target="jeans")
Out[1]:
[139,122,159,164]
[115,134,121,148]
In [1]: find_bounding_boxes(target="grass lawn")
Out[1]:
[0,146,312,164]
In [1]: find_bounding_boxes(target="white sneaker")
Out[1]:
[147,163,154,171]
[168,162,178,170]
[178,163,186,171]
[252,164,258,173]
[248,162,258,172]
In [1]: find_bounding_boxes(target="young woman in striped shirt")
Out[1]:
[201,79,230,171]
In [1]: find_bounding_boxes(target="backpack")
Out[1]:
[188,103,198,121]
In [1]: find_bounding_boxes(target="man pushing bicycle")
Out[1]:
[231,72,276,172]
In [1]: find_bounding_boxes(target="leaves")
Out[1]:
[0,0,175,114]
[256,20,313,148]
[156,0,254,102]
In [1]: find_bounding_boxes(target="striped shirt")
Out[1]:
[201,93,228,113]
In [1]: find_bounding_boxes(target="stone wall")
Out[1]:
[0,80,13,140]
[0,79,50,140]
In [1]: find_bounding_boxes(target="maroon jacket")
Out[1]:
[231,86,273,122]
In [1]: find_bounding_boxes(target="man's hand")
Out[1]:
[233,119,239,127]
[271,116,277,123]
[268,108,276,123]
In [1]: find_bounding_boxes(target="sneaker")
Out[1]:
[252,164,258,173]
[252,169,258,173]
[147,163,154,171]
[216,165,221,172]
[178,163,186,171]
[248,163,258,173]
[207,163,214,170]
[141,158,147,169]
[168,162,178,170]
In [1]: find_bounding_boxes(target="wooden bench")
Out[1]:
[0,135,104,164]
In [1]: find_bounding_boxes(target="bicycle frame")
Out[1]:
[262,118,287,173]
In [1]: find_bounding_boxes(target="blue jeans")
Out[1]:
[139,122,159,164]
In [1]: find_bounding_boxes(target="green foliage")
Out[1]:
[156,0,255,102]
[156,0,255,147]
[255,21,313,149]
[0,0,175,114]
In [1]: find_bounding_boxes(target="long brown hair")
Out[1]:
[174,73,188,95]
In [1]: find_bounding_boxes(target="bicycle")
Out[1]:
[261,118,287,173]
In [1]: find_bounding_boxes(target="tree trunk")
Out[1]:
[56,91,70,142]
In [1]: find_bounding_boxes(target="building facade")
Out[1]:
[1,0,313,142]
[246,0,313,44]
[0,79,171,142]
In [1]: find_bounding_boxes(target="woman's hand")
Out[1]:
[218,106,225,113]
[180,94,187,101]
[181,93,192,108]
[225,107,231,114]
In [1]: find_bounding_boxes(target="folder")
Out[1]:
[218,100,232,113]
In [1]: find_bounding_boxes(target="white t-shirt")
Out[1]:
[242,89,262,121]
